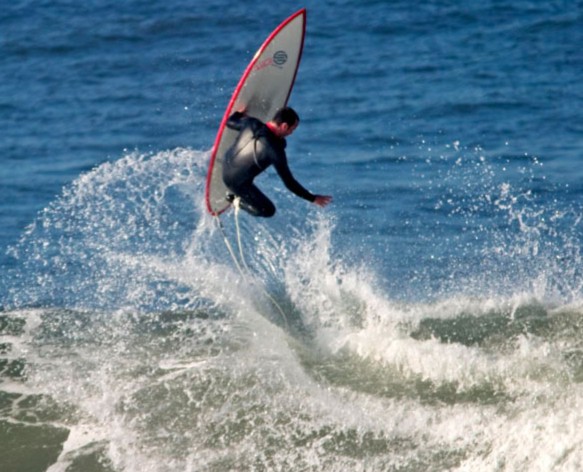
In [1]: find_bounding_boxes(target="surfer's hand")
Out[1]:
[236,105,248,114]
[313,195,332,207]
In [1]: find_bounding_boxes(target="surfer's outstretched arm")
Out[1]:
[271,151,332,207]
[272,153,315,202]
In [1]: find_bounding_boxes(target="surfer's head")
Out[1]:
[269,107,299,137]
[273,107,299,127]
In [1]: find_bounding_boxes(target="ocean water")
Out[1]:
[2,0,583,470]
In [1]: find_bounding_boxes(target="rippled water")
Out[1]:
[2,1,583,471]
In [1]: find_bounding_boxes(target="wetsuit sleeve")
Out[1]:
[226,111,248,131]
[272,151,316,202]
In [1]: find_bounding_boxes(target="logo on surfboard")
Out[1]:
[273,51,288,66]
[254,50,288,72]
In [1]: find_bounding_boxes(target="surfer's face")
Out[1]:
[280,121,299,137]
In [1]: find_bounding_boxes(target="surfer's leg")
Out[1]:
[229,185,275,218]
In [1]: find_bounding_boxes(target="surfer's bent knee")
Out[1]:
[262,205,276,218]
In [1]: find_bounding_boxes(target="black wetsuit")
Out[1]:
[222,112,315,217]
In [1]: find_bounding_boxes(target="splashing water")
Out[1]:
[2,147,583,471]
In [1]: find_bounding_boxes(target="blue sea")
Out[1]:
[2,1,583,470]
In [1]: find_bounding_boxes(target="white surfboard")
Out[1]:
[205,9,306,215]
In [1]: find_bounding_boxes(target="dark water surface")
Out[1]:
[2,1,583,470]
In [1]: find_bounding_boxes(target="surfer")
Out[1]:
[222,107,332,217]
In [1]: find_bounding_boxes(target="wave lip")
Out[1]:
[3,145,583,471]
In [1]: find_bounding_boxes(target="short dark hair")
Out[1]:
[272,107,299,127]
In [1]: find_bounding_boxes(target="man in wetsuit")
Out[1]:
[222,107,332,217]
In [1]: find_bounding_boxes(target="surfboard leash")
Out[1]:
[233,199,251,273]
[215,215,245,277]
[216,205,289,329]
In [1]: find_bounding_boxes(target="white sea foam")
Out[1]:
[4,147,583,471]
